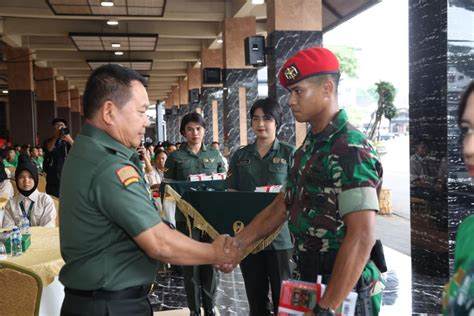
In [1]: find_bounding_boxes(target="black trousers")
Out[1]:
[176,221,218,312]
[60,289,152,316]
[240,248,293,316]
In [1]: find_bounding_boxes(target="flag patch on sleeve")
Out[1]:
[116,166,140,187]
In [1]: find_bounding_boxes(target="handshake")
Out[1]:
[210,234,245,273]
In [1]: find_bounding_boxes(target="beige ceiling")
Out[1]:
[0,0,379,103]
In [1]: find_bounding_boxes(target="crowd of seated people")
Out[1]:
[0,142,57,228]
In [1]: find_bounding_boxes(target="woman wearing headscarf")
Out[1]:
[2,154,56,228]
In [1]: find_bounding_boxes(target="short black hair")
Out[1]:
[155,149,168,156]
[458,81,474,127]
[52,118,68,126]
[180,112,207,136]
[83,64,147,119]
[250,98,283,132]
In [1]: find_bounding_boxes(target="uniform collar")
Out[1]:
[81,123,136,160]
[248,139,280,158]
[182,143,207,155]
[250,138,280,151]
[21,189,38,203]
[309,109,348,144]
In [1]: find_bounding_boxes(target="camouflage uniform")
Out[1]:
[284,109,384,315]
[443,215,474,315]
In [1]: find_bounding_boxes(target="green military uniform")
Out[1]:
[443,214,474,315]
[226,139,294,316]
[59,124,161,315]
[284,110,384,316]
[164,144,225,314]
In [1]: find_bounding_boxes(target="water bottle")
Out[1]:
[20,216,30,235]
[10,226,22,256]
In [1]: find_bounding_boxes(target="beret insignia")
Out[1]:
[116,166,140,187]
[284,64,300,81]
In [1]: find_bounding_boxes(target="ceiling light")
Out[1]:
[217,38,223,44]
[114,51,124,56]
[2,90,8,94]
[111,43,121,48]
[252,0,264,4]
[101,1,114,7]
[107,19,119,26]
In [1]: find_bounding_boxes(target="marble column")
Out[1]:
[222,17,258,156]
[409,1,474,313]
[223,69,258,153]
[34,66,57,144]
[266,0,322,146]
[200,87,223,147]
[6,46,36,145]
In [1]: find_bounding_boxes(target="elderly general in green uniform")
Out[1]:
[58,65,239,316]
[227,47,384,316]
[226,97,294,316]
[443,81,474,315]
[164,112,225,316]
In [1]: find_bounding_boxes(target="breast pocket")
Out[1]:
[268,162,288,185]
[202,159,218,173]
[176,160,192,178]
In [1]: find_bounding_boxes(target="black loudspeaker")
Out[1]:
[245,36,266,67]
[189,88,200,104]
[165,108,172,116]
[203,68,222,84]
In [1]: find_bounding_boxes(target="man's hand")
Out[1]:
[212,234,242,272]
[61,133,74,145]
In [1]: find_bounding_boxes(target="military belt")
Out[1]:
[65,284,152,300]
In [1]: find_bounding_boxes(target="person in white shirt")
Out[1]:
[2,154,56,228]
[146,149,167,189]
[0,161,14,199]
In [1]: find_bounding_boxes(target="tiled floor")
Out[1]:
[150,244,412,316]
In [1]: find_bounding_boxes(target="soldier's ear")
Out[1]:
[102,100,115,125]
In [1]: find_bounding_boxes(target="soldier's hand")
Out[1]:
[211,234,242,272]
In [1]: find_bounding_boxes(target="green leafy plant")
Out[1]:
[366,81,398,140]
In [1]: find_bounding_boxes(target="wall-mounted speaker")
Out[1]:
[245,36,266,67]
[189,88,200,104]
[203,68,222,84]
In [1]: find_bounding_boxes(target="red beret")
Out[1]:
[278,47,340,88]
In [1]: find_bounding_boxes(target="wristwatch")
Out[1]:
[313,304,336,315]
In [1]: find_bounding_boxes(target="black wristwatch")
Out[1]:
[313,304,336,315]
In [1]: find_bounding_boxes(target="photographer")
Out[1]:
[43,118,74,197]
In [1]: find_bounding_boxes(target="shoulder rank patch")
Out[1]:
[116,166,140,187]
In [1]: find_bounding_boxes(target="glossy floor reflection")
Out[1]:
[150,246,412,315]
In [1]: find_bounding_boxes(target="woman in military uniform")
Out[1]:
[164,112,225,316]
[444,81,474,315]
[226,98,294,316]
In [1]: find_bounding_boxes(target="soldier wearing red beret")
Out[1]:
[229,47,385,315]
